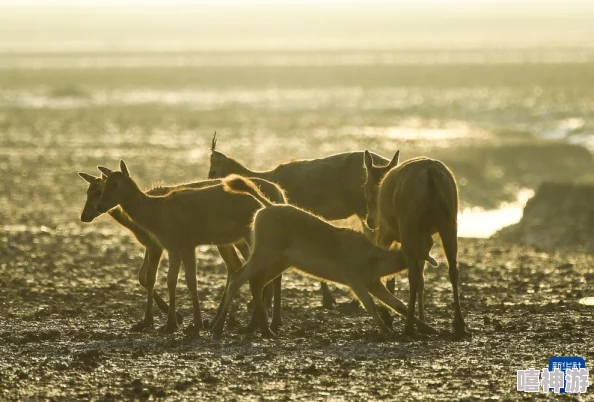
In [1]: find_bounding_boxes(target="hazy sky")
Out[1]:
[0,0,592,51]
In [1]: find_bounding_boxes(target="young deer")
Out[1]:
[94,161,285,334]
[208,133,398,308]
[210,176,439,340]
[363,152,468,336]
[78,172,284,330]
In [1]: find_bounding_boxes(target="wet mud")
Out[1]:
[1,228,592,400]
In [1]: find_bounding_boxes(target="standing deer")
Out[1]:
[78,172,285,331]
[94,161,285,334]
[363,152,468,336]
[208,133,398,307]
[210,176,439,340]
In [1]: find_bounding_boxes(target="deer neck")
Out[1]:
[118,180,162,235]
[229,160,265,178]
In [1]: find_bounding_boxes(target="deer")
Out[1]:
[208,133,399,308]
[91,161,286,334]
[78,171,286,331]
[209,176,439,340]
[363,151,469,337]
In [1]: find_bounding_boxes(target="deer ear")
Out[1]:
[119,160,130,177]
[100,173,108,180]
[363,150,373,169]
[387,150,400,169]
[97,166,112,177]
[78,172,96,184]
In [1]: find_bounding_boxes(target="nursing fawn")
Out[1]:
[210,176,438,340]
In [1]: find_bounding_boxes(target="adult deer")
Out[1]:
[208,133,398,307]
[363,152,468,337]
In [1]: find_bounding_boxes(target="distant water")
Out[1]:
[0,46,592,230]
[458,189,535,238]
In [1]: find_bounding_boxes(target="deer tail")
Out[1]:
[223,175,274,207]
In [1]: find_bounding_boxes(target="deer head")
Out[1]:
[363,150,399,229]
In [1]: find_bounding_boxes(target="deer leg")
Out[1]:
[163,251,182,333]
[236,239,251,260]
[403,252,420,336]
[320,282,335,309]
[263,281,274,310]
[130,251,153,331]
[386,277,396,294]
[417,235,434,323]
[137,251,149,288]
[246,266,285,334]
[133,245,184,330]
[349,283,392,334]
[368,280,438,335]
[270,273,283,331]
[236,239,269,315]
[212,245,243,328]
[181,248,202,334]
[131,247,164,331]
[417,262,426,322]
[145,247,183,323]
[238,237,273,312]
[249,275,276,339]
[244,260,286,336]
[211,260,259,340]
[131,251,155,331]
[438,223,467,336]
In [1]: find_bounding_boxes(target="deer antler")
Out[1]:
[211,131,217,152]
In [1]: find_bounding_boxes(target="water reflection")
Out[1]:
[458,188,534,238]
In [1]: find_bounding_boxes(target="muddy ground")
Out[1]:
[1,227,593,400]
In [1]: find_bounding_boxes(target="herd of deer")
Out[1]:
[77,133,469,340]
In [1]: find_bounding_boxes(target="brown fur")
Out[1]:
[78,171,286,330]
[92,161,285,333]
[210,177,439,340]
[363,153,468,336]
[208,133,396,308]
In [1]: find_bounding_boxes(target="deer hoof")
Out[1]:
[176,312,184,325]
[403,323,416,337]
[417,322,439,335]
[184,324,201,335]
[453,318,470,337]
[210,322,224,341]
[130,320,154,332]
[322,295,336,310]
[261,327,277,339]
[270,318,282,332]
[160,323,178,334]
